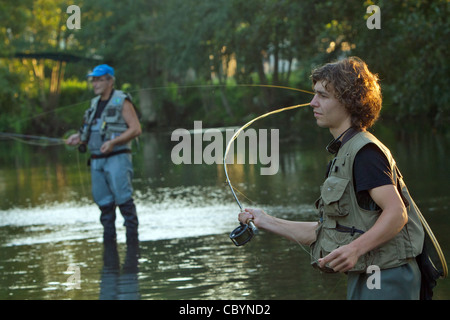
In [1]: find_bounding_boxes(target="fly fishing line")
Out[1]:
[0,132,67,147]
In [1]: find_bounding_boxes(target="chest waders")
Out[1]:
[81,90,139,243]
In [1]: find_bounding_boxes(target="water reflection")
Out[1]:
[0,123,449,300]
[135,234,347,300]
[100,241,140,300]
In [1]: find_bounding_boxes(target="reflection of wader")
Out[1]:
[310,131,424,299]
[81,90,138,242]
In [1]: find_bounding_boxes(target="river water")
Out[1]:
[0,121,449,300]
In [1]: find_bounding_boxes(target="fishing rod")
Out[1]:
[226,102,311,246]
[0,132,67,146]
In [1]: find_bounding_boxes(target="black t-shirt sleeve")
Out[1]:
[353,143,395,210]
[353,143,394,192]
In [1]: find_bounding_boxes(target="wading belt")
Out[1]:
[87,149,131,166]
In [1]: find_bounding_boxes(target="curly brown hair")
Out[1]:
[311,57,382,130]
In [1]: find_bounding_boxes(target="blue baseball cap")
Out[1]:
[87,64,115,77]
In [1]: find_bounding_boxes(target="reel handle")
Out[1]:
[247,220,258,234]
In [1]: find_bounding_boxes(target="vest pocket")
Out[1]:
[320,176,350,217]
[311,219,368,272]
[103,106,120,123]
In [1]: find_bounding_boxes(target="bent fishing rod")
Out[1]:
[225,102,311,246]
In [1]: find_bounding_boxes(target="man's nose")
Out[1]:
[310,94,319,108]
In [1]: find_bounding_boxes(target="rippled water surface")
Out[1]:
[1,124,449,300]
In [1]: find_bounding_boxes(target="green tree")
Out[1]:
[1,0,87,134]
[0,0,448,132]
[76,0,167,127]
[354,0,449,127]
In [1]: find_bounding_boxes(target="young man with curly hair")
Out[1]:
[238,57,425,300]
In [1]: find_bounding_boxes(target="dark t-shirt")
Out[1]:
[94,90,134,120]
[353,143,394,210]
[94,90,114,119]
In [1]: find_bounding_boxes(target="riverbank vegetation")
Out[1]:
[1,0,448,136]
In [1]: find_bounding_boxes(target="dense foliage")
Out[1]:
[1,0,448,135]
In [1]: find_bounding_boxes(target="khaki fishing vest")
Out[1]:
[310,131,424,272]
[80,90,131,154]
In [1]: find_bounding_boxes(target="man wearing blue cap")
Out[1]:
[66,64,141,244]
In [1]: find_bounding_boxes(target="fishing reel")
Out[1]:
[78,143,87,153]
[230,220,258,246]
